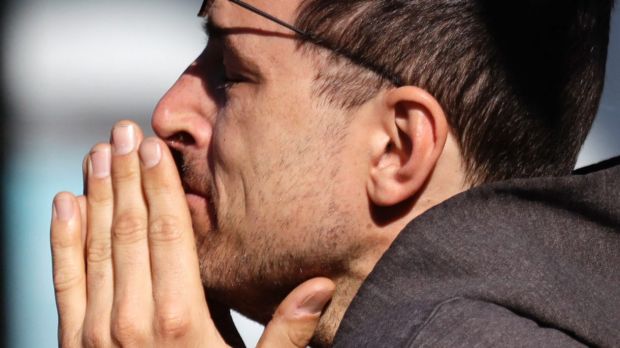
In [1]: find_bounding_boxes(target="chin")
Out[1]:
[204,280,283,324]
[199,250,318,324]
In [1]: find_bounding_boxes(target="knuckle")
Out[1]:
[87,189,113,206]
[142,175,170,190]
[53,266,83,294]
[59,327,83,348]
[149,215,184,243]
[155,303,191,338]
[112,309,147,345]
[271,312,315,347]
[82,326,109,348]
[51,227,78,250]
[144,180,177,197]
[112,166,141,183]
[86,239,112,264]
[287,325,314,348]
[112,212,147,243]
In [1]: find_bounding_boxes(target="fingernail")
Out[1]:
[297,290,332,316]
[112,124,136,155]
[90,148,111,178]
[139,138,162,169]
[53,195,74,222]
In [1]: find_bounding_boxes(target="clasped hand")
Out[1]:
[50,121,335,347]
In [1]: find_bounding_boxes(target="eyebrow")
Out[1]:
[201,19,241,55]
[201,18,261,72]
[202,19,224,40]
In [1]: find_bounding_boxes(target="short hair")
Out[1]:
[295,0,615,184]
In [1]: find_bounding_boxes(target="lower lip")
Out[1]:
[185,193,207,207]
[185,193,215,231]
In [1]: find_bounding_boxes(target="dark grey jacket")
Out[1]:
[333,158,620,347]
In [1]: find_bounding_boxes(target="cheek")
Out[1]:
[213,89,294,173]
[211,96,281,213]
[212,82,334,216]
[212,100,252,170]
[246,131,342,221]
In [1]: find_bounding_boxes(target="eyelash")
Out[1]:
[218,79,237,93]
[218,65,244,93]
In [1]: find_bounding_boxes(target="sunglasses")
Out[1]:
[199,0,404,86]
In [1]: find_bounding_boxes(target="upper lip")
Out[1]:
[165,140,211,199]
[183,182,206,197]
[180,172,207,197]
[168,143,192,192]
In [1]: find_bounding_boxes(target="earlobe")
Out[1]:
[367,87,448,207]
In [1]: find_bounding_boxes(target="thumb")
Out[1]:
[257,278,335,348]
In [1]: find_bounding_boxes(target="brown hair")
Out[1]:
[296,0,614,184]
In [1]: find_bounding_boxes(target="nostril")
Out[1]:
[169,131,196,146]
[162,131,194,184]
[170,146,187,182]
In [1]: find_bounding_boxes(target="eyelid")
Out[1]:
[222,51,259,84]
[223,62,245,81]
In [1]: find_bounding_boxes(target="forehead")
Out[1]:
[202,0,311,81]
[204,0,301,36]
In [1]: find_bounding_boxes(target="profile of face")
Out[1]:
[151,0,377,323]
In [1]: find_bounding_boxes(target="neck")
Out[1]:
[310,228,400,347]
[310,268,367,347]
[311,137,470,346]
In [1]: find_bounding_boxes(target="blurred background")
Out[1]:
[1,0,618,347]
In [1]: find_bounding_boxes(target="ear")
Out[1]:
[367,86,448,207]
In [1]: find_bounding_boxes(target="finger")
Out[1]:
[80,155,89,248]
[139,138,202,295]
[109,121,153,344]
[82,144,115,347]
[77,195,87,249]
[138,138,210,337]
[51,192,87,347]
[257,278,335,348]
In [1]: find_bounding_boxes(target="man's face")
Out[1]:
[152,0,372,322]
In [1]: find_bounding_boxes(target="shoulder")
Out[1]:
[408,298,585,348]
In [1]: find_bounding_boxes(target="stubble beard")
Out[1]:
[190,167,364,329]
[187,110,364,342]
[195,195,357,325]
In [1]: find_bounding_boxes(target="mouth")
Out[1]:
[181,177,218,234]
[184,189,218,236]
[171,146,207,198]
[185,192,208,214]
[181,175,211,206]
[168,143,218,231]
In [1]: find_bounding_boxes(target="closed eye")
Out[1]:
[219,75,244,92]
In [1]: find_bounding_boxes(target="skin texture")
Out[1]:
[52,0,469,346]
[154,0,381,336]
[51,124,336,347]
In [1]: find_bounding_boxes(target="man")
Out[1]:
[51,0,619,347]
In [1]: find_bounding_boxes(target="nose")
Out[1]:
[152,54,216,151]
